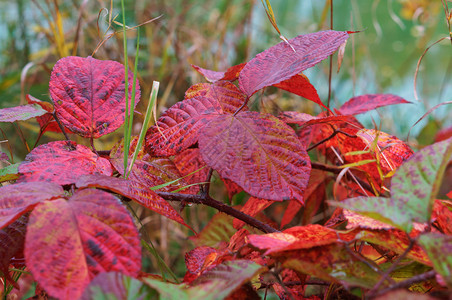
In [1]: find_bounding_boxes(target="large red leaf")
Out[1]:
[0,182,64,229]
[0,104,48,122]
[338,94,411,116]
[145,96,222,156]
[49,56,140,138]
[18,141,113,185]
[273,74,329,112]
[199,111,311,203]
[25,189,141,299]
[185,81,247,114]
[75,174,191,229]
[238,30,349,96]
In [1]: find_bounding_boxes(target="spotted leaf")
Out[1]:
[49,56,140,138]
[18,141,113,185]
[199,111,311,203]
[25,189,141,300]
[238,30,349,96]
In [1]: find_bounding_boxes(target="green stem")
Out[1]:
[121,0,130,173]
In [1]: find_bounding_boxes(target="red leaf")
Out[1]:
[0,215,28,289]
[183,246,231,283]
[185,81,247,114]
[49,56,140,138]
[273,74,330,112]
[75,174,191,229]
[432,200,452,235]
[338,94,411,116]
[0,104,48,122]
[145,96,222,156]
[199,111,311,203]
[191,63,246,83]
[0,182,64,229]
[238,30,349,96]
[173,148,209,194]
[247,225,348,255]
[18,141,113,185]
[110,138,194,193]
[233,197,273,229]
[26,94,62,133]
[280,111,351,127]
[221,177,244,200]
[25,189,141,299]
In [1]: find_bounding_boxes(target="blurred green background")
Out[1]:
[0,0,451,279]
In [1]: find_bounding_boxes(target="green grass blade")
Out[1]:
[126,81,160,177]
[121,0,130,174]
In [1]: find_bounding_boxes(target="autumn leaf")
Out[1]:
[144,260,265,300]
[199,111,311,203]
[0,104,48,123]
[49,56,140,138]
[26,94,62,133]
[184,81,247,114]
[173,148,209,194]
[390,137,452,225]
[273,74,330,112]
[75,174,191,228]
[25,189,141,299]
[145,96,223,156]
[418,233,452,288]
[0,181,64,229]
[338,94,411,116]
[191,63,246,83]
[18,141,113,185]
[233,197,273,230]
[0,215,28,289]
[238,30,349,96]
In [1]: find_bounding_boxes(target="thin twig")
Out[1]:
[157,191,279,233]
[367,235,415,297]
[371,270,436,298]
[53,112,70,141]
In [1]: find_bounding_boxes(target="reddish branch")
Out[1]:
[156,191,279,234]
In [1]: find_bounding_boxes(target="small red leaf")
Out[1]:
[183,246,230,283]
[185,81,247,114]
[233,197,273,229]
[25,189,141,299]
[199,111,311,202]
[338,94,411,116]
[0,182,64,229]
[26,94,62,133]
[273,74,330,112]
[145,96,222,156]
[18,141,112,185]
[0,104,48,123]
[191,63,246,83]
[239,30,349,96]
[173,148,209,194]
[75,174,191,228]
[247,225,347,255]
[49,56,140,138]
